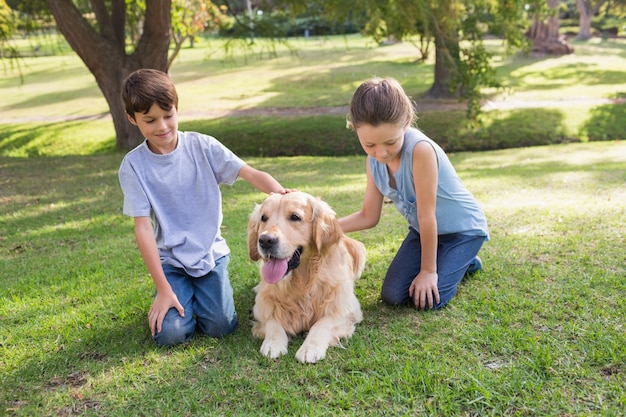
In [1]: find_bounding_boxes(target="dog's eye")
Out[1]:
[289,213,302,222]
[261,214,268,222]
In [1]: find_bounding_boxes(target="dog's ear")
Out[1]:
[247,204,261,261]
[311,197,342,252]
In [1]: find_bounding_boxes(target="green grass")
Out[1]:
[1,34,625,158]
[1,141,625,416]
[1,32,625,416]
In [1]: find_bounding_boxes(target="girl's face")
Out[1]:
[128,102,178,154]
[355,122,408,165]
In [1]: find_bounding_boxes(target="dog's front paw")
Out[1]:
[260,338,288,359]
[295,342,327,364]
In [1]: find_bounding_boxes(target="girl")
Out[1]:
[338,77,489,310]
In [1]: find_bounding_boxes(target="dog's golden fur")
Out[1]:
[247,191,366,363]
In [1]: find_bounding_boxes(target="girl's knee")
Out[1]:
[381,287,408,306]
[432,288,457,310]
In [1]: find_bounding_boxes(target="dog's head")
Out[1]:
[247,191,342,284]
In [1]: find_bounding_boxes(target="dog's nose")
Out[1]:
[258,234,278,250]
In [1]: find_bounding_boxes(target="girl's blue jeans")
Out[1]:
[153,255,238,347]
[381,228,485,309]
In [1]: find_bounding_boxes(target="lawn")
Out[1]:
[1,33,625,416]
[1,34,625,158]
[1,140,625,415]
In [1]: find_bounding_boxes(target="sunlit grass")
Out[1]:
[0,120,116,156]
[1,141,624,415]
[1,33,625,414]
[3,35,625,123]
[1,35,624,159]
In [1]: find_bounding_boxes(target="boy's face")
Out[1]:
[128,103,179,154]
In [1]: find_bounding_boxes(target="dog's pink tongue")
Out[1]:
[262,258,288,284]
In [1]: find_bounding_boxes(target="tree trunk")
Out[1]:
[576,0,606,40]
[427,30,460,98]
[577,0,593,39]
[426,0,460,98]
[526,0,574,55]
[45,0,172,151]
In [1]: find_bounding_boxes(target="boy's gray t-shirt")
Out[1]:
[118,131,246,277]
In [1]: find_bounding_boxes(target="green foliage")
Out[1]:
[182,115,362,157]
[0,0,17,57]
[2,103,623,158]
[182,106,626,156]
[1,35,625,158]
[579,103,626,141]
[454,43,500,120]
[0,0,15,38]
[124,0,147,45]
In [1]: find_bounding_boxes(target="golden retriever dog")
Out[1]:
[247,191,366,363]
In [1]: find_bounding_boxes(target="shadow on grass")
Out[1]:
[579,103,626,141]
[498,62,626,92]
[419,108,576,152]
[182,107,588,158]
[2,143,625,414]
[2,85,103,112]
[0,121,117,156]
[171,39,386,81]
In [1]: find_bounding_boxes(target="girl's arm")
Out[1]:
[408,141,440,309]
[134,216,184,335]
[238,164,288,194]
[338,159,384,233]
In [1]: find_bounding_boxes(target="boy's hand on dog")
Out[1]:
[148,291,184,336]
[271,188,298,195]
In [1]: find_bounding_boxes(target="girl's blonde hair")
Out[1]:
[347,77,417,130]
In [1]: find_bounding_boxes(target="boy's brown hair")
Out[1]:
[122,69,179,119]
[347,77,417,130]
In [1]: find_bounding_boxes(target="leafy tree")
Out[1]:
[277,0,532,119]
[0,0,16,57]
[575,0,626,39]
[10,1,221,151]
[41,0,171,150]
[170,0,227,67]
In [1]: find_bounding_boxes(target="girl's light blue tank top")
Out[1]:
[369,127,489,239]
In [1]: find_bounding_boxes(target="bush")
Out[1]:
[178,105,626,158]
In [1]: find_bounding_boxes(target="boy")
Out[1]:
[118,68,290,346]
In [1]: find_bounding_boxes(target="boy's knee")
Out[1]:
[197,314,238,338]
[153,315,195,347]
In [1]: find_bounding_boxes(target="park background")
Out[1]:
[1,1,625,416]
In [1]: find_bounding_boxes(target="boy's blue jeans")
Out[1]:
[381,228,485,309]
[154,255,238,347]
